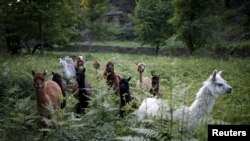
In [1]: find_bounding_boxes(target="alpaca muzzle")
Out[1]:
[226,87,232,94]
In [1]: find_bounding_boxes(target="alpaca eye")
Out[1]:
[217,83,223,87]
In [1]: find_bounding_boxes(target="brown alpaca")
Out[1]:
[103,61,120,95]
[93,60,100,70]
[136,63,151,91]
[32,70,63,118]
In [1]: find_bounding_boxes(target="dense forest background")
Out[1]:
[0,0,249,56]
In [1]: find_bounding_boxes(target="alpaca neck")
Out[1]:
[58,82,66,97]
[35,88,47,105]
[78,79,85,89]
[62,63,68,71]
[107,72,115,81]
[153,84,159,92]
[139,72,143,83]
[152,84,159,96]
[120,91,131,107]
[188,85,216,119]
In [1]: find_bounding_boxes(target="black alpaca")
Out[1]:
[76,68,92,114]
[119,77,132,117]
[149,74,160,97]
[52,71,67,108]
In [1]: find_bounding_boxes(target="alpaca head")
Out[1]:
[32,70,47,89]
[78,55,84,61]
[76,68,86,87]
[77,56,84,68]
[137,63,146,73]
[59,59,67,68]
[204,70,232,98]
[93,60,100,69]
[69,55,77,61]
[52,71,63,84]
[106,61,114,73]
[119,77,132,94]
[151,71,160,88]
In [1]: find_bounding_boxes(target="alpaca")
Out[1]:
[103,61,120,95]
[93,60,102,79]
[149,72,161,97]
[119,77,132,117]
[59,58,76,82]
[136,70,232,130]
[76,55,85,72]
[32,70,63,121]
[93,60,100,70]
[52,71,67,108]
[74,68,92,114]
[136,63,152,91]
[69,54,78,62]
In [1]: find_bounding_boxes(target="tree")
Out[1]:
[133,0,174,55]
[172,0,216,55]
[0,0,79,55]
[81,0,111,41]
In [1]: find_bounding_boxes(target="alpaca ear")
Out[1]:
[31,70,35,76]
[218,70,222,76]
[43,70,47,76]
[51,71,55,75]
[127,77,132,82]
[151,70,155,76]
[211,70,217,82]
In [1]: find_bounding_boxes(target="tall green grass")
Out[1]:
[0,52,249,140]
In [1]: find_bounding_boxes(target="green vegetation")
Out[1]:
[133,0,174,54]
[172,0,216,55]
[0,51,249,140]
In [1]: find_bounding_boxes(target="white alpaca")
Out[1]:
[136,70,232,129]
[136,63,152,91]
[62,56,75,65]
[59,58,76,81]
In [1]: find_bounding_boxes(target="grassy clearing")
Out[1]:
[0,51,249,140]
[71,40,152,48]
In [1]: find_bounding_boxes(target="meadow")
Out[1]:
[0,51,249,141]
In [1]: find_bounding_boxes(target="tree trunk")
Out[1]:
[224,0,231,8]
[155,41,160,55]
[24,41,31,54]
[187,34,194,56]
[5,36,21,54]
[6,36,11,52]
[39,15,44,56]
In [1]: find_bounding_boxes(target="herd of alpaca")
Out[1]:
[31,54,233,130]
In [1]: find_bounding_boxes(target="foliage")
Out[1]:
[0,52,249,140]
[172,0,216,55]
[0,0,80,54]
[133,0,174,54]
[81,0,112,41]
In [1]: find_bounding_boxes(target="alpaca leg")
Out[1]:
[61,99,66,109]
[120,108,125,118]
[76,102,82,115]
